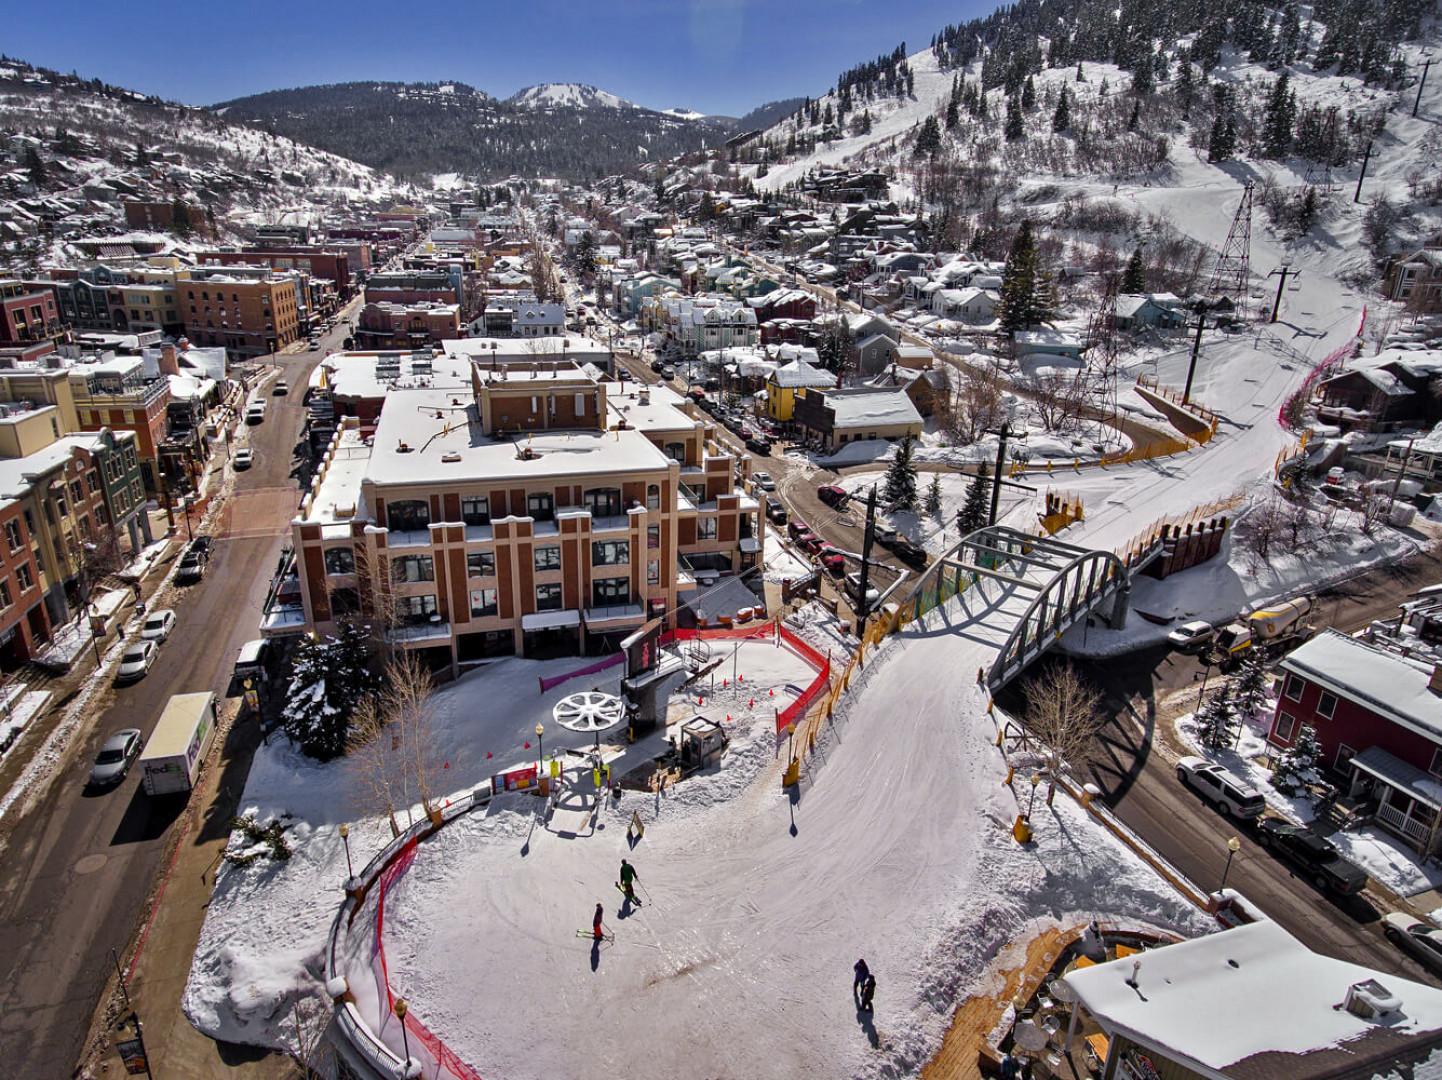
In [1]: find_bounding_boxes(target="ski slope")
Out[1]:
[339,576,1209,1080]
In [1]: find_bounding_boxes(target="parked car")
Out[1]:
[88,729,143,787]
[766,497,788,525]
[234,448,254,470]
[890,537,929,568]
[787,519,812,542]
[818,546,846,576]
[1168,620,1217,654]
[116,640,158,683]
[650,359,666,373]
[660,365,676,380]
[1257,819,1369,895]
[1175,757,1266,819]
[273,380,289,395]
[140,608,176,642]
[245,402,266,425]
[798,532,825,555]
[177,550,206,583]
[746,436,773,456]
[1382,913,1442,975]
[751,472,776,492]
[817,484,849,508]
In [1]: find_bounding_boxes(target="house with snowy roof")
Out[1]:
[1386,244,1442,314]
[1062,917,1442,1080]
[931,286,1000,323]
[1317,348,1442,431]
[763,357,835,422]
[1113,293,1186,331]
[1268,628,1442,855]
[792,385,923,449]
[1014,329,1085,360]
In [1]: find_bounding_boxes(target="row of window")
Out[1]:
[384,541,637,584]
[386,488,651,532]
[400,577,635,624]
[0,562,36,608]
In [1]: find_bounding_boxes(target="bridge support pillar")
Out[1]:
[1108,577,1131,629]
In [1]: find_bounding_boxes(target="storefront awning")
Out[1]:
[521,609,581,632]
[1351,745,1442,811]
[583,603,646,627]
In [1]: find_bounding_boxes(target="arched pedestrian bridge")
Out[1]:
[900,525,1131,693]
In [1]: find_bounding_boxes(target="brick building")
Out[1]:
[355,301,462,349]
[180,267,303,357]
[0,497,51,669]
[0,280,65,347]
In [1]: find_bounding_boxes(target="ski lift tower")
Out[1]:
[1207,182,1254,310]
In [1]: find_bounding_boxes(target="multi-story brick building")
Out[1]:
[180,267,303,357]
[0,280,65,347]
[67,356,171,491]
[355,301,462,349]
[277,365,761,668]
[0,497,52,669]
[200,247,356,299]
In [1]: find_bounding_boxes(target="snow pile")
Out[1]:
[762,531,811,584]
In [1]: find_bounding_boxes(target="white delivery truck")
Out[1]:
[139,692,218,796]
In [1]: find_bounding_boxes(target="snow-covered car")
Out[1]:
[1383,913,1442,975]
[140,608,176,642]
[750,472,775,492]
[1324,466,1346,486]
[1175,757,1266,819]
[234,448,254,470]
[1167,620,1216,653]
[88,729,143,787]
[116,641,157,683]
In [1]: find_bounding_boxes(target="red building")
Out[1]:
[0,280,64,346]
[751,288,817,324]
[0,499,51,670]
[199,248,356,297]
[1268,629,1442,855]
[355,301,462,349]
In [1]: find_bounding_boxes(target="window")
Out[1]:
[648,524,660,550]
[96,504,108,526]
[467,551,495,577]
[592,540,629,566]
[535,582,563,611]
[391,554,434,583]
[4,520,21,551]
[648,559,660,585]
[584,487,623,518]
[16,564,32,591]
[1283,675,1304,702]
[534,545,561,572]
[665,442,686,463]
[1317,692,1338,720]
[647,483,661,511]
[470,588,498,618]
[461,496,490,526]
[1274,712,1297,744]
[0,581,9,608]
[698,516,718,541]
[527,492,554,521]
[1430,748,1442,780]
[398,594,438,623]
[324,548,355,576]
[592,577,630,607]
[387,499,430,533]
[23,509,34,536]
[69,480,84,505]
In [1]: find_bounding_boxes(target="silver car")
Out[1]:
[1384,913,1442,976]
[89,729,143,787]
[116,640,157,683]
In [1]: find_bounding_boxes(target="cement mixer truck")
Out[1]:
[1213,596,1314,662]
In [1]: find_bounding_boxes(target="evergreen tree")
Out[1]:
[1021,76,1036,111]
[925,472,943,516]
[884,437,919,511]
[22,144,46,182]
[1295,186,1320,233]
[999,221,1044,332]
[575,230,597,277]
[171,200,193,237]
[945,97,960,130]
[281,630,372,761]
[1004,94,1026,141]
[914,115,943,156]
[1120,247,1146,293]
[1127,98,1141,132]
[1052,85,1071,133]
[957,463,991,536]
[1271,723,1323,795]
[1208,113,1233,162]
[1231,648,1270,723]
[1263,72,1297,157]
[1194,683,1238,750]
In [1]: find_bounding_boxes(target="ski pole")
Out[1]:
[639,880,654,904]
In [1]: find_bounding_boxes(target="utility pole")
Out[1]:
[989,422,1010,526]
[1389,437,1415,508]
[1267,265,1298,324]
[1183,310,1206,405]
[854,484,878,638]
[1416,56,1433,119]
[1353,140,1373,204]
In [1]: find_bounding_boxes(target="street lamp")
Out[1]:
[1220,836,1242,891]
[339,823,353,881]
[1027,773,1042,817]
[535,722,545,768]
[394,997,412,1067]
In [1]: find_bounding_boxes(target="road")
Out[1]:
[0,309,350,1077]
[998,547,1442,988]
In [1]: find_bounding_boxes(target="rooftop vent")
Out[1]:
[1343,980,1401,1020]
[396,440,412,453]
[440,452,462,463]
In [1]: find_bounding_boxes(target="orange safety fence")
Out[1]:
[1115,493,1245,567]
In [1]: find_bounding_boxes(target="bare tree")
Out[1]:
[1021,662,1104,790]
[285,995,334,1079]
[947,363,1006,444]
[1022,368,1089,432]
[1242,495,1285,563]
[344,651,439,831]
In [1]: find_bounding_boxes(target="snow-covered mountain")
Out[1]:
[0,58,413,271]
[508,83,638,110]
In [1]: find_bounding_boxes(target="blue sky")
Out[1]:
[5,0,987,116]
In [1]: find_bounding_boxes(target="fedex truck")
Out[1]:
[139,692,218,796]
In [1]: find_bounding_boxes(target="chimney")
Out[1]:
[158,343,180,377]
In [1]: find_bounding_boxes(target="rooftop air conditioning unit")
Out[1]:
[1343,980,1401,1020]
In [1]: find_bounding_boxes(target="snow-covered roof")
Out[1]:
[1279,629,1442,745]
[1063,919,1442,1078]
[824,387,922,429]
[769,359,835,389]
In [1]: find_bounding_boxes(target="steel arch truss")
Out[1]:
[904,524,1131,691]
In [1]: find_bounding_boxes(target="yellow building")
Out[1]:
[764,357,836,422]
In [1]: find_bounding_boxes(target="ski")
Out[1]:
[614,881,641,905]
[576,929,614,942]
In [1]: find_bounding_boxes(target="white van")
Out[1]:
[234,638,269,682]
[245,401,266,425]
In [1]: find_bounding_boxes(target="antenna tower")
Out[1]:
[1207,182,1254,305]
